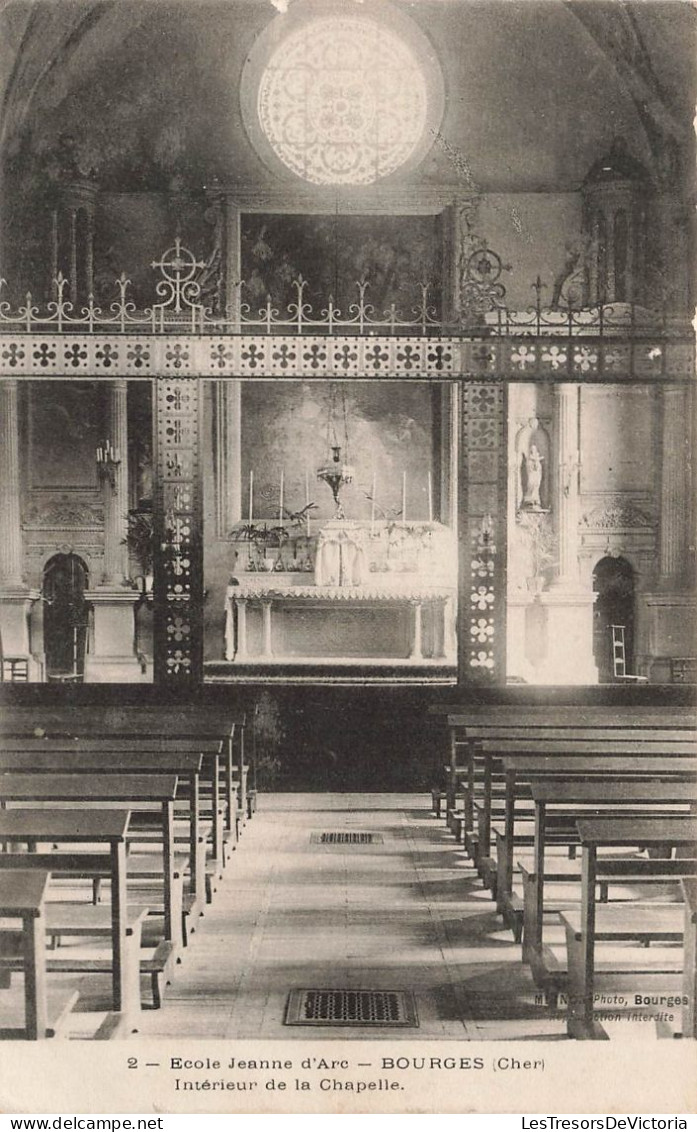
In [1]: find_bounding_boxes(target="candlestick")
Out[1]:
[248,470,254,524]
[279,469,284,526]
[402,471,407,524]
[428,471,433,523]
[371,471,376,535]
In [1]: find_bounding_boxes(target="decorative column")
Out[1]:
[215,382,242,536]
[542,383,597,683]
[84,381,142,682]
[153,378,203,687]
[552,384,581,589]
[102,380,129,586]
[261,601,273,658]
[458,382,507,685]
[409,601,423,661]
[643,383,695,681]
[0,380,41,678]
[214,193,242,535]
[658,385,690,586]
[0,380,24,586]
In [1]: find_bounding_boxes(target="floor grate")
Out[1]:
[311,831,384,845]
[285,988,418,1027]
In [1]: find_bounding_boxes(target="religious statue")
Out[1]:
[521,444,544,510]
[516,418,550,514]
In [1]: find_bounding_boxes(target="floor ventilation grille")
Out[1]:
[311,831,383,845]
[285,989,418,1027]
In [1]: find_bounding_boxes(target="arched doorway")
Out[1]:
[592,555,636,682]
[42,553,90,682]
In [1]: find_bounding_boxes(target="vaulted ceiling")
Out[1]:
[0,0,694,195]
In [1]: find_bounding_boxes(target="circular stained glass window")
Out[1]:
[257,14,431,185]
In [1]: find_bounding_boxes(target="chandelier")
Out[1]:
[317,386,354,520]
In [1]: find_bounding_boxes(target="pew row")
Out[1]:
[0,869,78,1040]
[560,816,697,1039]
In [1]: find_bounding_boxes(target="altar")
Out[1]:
[223,521,457,665]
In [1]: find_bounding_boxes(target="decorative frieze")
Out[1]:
[580,496,655,530]
[23,497,104,528]
[0,332,692,382]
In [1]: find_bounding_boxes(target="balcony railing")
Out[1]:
[0,240,692,381]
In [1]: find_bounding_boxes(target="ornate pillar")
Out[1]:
[458,382,507,685]
[0,380,41,678]
[102,380,129,586]
[215,382,242,536]
[0,380,24,586]
[544,383,597,683]
[643,383,695,681]
[153,378,203,687]
[214,193,242,535]
[552,384,581,589]
[658,384,690,586]
[84,381,142,682]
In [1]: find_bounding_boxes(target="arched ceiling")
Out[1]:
[0,0,694,194]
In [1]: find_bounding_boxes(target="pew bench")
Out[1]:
[0,811,133,1018]
[440,710,697,822]
[471,736,696,869]
[2,904,150,1021]
[680,878,697,1039]
[0,767,204,933]
[517,779,695,997]
[558,816,697,1039]
[0,742,228,885]
[0,869,78,1040]
[0,707,251,829]
[491,754,697,933]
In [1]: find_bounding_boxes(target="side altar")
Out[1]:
[224,521,457,665]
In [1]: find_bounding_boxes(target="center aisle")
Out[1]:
[137,794,565,1040]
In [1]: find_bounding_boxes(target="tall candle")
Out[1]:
[279,469,284,525]
[402,471,407,524]
[428,471,433,523]
[248,470,254,524]
[305,469,311,536]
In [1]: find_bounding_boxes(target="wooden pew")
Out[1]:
[442,716,696,824]
[563,816,697,1039]
[0,773,182,1001]
[0,869,79,1039]
[0,747,216,906]
[1,735,235,859]
[521,779,695,999]
[494,754,697,938]
[0,707,252,822]
[451,726,696,836]
[680,878,697,1039]
[0,810,133,1016]
[472,736,696,869]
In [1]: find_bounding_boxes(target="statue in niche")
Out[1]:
[516,418,550,514]
[521,445,544,509]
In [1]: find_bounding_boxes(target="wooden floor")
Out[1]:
[130,793,566,1041]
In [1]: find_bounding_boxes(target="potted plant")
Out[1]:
[516,512,557,594]
[122,510,155,596]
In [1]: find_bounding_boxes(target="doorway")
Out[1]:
[42,553,90,681]
[592,555,636,682]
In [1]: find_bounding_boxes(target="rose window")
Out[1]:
[257,15,429,185]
